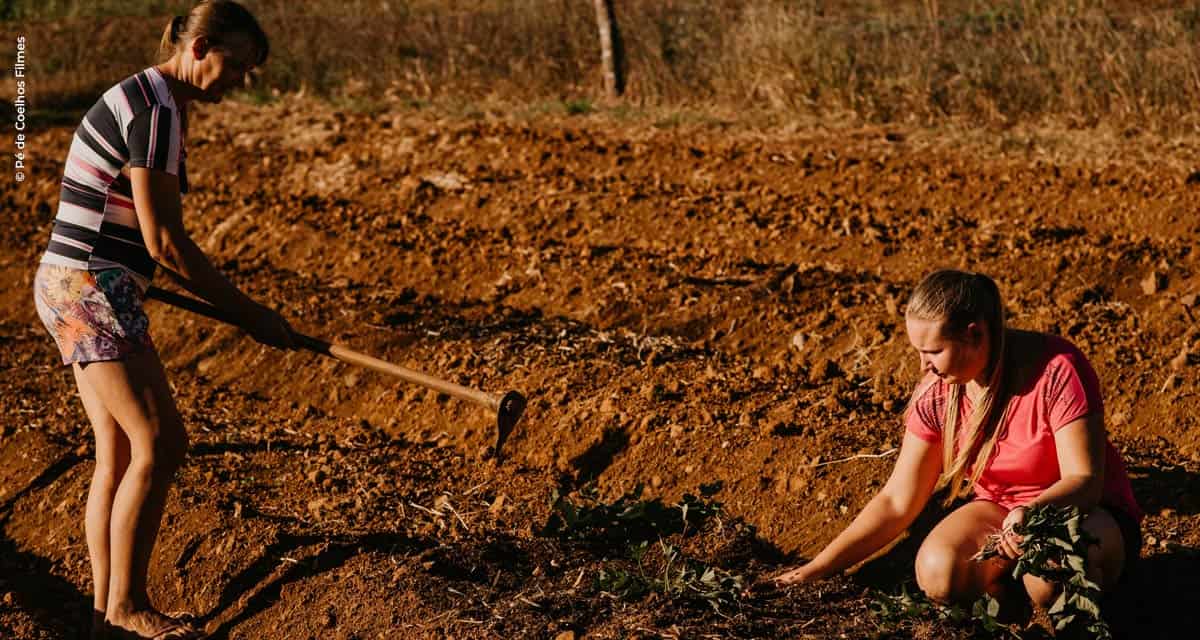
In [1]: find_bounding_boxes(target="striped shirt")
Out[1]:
[40,66,188,289]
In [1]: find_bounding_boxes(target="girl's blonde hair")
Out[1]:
[906,269,1011,505]
[159,0,269,67]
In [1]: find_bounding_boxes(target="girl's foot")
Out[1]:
[105,608,201,639]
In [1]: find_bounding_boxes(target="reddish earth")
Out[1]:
[1,97,1198,638]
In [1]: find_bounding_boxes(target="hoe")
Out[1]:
[146,286,526,458]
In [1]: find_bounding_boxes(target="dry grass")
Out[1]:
[2,0,1199,133]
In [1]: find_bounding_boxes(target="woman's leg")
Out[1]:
[75,349,192,636]
[72,363,132,615]
[1021,506,1127,609]
[915,500,1013,604]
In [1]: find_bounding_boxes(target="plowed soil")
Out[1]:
[2,97,1199,639]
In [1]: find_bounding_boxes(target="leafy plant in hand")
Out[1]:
[975,504,1112,639]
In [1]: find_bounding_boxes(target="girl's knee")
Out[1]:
[92,459,126,489]
[1023,574,1061,610]
[915,544,958,603]
[1082,508,1124,590]
[94,436,131,472]
[130,430,189,476]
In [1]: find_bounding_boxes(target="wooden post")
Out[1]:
[924,0,941,51]
[592,0,625,98]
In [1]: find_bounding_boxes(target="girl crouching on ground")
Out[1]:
[771,269,1142,614]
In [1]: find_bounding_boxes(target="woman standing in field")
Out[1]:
[771,270,1142,613]
[32,2,291,638]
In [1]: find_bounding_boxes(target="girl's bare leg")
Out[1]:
[72,364,132,616]
[76,349,194,637]
[914,500,1013,604]
[917,500,1130,612]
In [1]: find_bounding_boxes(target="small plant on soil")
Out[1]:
[975,504,1112,640]
[544,482,744,612]
[542,481,725,544]
[872,586,1025,638]
[563,99,594,115]
[596,540,744,612]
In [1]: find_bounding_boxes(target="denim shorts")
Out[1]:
[33,262,156,365]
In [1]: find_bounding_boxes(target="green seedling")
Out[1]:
[542,481,724,544]
[548,482,743,613]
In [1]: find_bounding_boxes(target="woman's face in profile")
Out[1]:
[190,32,258,103]
[905,315,990,385]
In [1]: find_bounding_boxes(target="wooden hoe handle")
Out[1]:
[144,286,526,456]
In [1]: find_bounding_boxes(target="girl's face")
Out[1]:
[905,315,991,385]
[187,32,259,103]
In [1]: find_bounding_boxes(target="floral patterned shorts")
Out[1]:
[33,263,156,365]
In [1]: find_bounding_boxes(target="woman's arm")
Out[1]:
[1031,414,1106,509]
[776,431,943,583]
[131,166,294,348]
[996,413,1106,557]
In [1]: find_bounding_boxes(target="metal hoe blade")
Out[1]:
[492,390,526,460]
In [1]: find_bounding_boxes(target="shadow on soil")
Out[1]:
[202,530,435,639]
[1109,461,1200,639]
[0,452,91,640]
[1107,550,1200,640]
[569,425,629,482]
[1128,460,1200,516]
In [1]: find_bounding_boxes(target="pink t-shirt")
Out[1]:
[905,335,1142,521]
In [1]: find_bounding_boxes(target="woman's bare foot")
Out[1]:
[105,607,200,639]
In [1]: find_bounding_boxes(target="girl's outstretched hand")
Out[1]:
[746,563,817,596]
[772,564,816,586]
